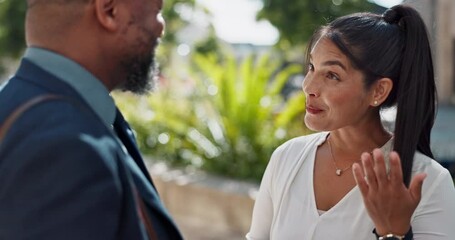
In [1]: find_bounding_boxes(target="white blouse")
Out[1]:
[246,132,455,239]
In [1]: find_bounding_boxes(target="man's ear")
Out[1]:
[94,0,119,31]
[370,78,393,106]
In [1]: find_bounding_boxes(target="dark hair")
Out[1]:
[307,4,437,186]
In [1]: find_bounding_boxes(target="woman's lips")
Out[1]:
[306,105,323,114]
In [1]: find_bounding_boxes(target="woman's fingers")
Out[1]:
[361,152,378,191]
[353,163,369,197]
[388,151,404,187]
[372,149,388,188]
[352,163,368,187]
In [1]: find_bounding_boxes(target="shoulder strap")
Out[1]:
[0,94,63,142]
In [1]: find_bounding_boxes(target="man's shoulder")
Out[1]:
[0,68,81,118]
[0,100,121,183]
[1,94,115,153]
[1,72,103,132]
[0,65,120,162]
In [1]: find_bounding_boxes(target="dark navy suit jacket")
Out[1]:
[0,59,182,240]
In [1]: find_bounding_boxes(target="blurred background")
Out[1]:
[1,0,454,239]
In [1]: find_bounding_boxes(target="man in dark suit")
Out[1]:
[0,0,182,239]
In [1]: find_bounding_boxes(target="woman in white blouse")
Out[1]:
[247,4,455,240]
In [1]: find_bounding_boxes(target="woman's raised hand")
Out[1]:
[352,149,426,236]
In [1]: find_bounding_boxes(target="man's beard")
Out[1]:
[120,40,159,95]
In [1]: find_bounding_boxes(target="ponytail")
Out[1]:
[385,5,436,186]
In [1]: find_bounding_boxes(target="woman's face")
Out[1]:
[302,37,375,131]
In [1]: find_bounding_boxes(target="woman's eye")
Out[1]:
[327,72,340,81]
[308,63,314,72]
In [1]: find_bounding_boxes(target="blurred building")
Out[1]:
[405,0,455,105]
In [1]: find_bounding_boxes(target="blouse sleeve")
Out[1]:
[246,148,281,240]
[412,168,455,239]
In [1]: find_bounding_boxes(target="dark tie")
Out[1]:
[113,108,162,239]
[113,108,156,189]
[113,108,183,240]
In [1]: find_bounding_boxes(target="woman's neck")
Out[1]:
[328,115,392,160]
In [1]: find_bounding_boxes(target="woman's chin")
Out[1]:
[304,116,326,132]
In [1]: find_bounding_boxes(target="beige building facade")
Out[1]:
[404,0,455,104]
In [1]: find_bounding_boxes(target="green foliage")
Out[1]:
[162,0,194,44]
[115,53,310,181]
[0,0,26,59]
[193,28,220,56]
[0,0,26,75]
[257,0,383,49]
[157,0,195,66]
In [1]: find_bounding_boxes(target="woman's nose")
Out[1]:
[302,75,319,97]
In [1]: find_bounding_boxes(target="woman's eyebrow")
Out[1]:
[322,60,347,71]
[309,55,347,71]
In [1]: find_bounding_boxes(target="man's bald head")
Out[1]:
[27,0,89,9]
[25,0,91,47]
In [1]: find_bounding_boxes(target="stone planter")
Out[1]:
[147,162,259,240]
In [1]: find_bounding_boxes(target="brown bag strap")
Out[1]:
[133,187,159,240]
[0,94,63,142]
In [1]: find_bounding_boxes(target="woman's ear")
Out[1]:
[93,0,119,32]
[371,78,393,107]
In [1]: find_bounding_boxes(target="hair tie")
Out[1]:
[382,8,401,24]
